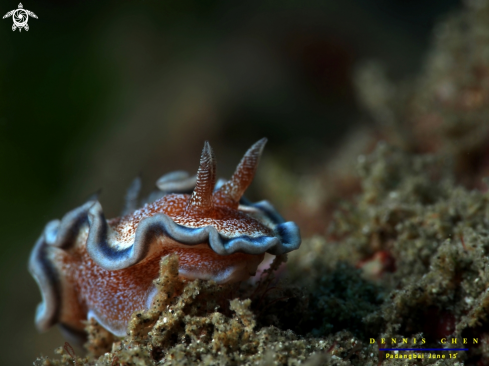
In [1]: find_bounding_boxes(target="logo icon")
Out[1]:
[3,3,37,32]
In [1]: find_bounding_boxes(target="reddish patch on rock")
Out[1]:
[356,250,396,279]
[422,306,456,340]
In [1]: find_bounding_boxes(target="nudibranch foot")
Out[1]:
[29,138,301,338]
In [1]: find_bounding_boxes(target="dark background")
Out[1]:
[0,0,460,363]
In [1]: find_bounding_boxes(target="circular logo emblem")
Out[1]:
[12,9,28,28]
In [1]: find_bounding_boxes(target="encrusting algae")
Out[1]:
[33,1,489,365]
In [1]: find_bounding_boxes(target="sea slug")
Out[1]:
[29,138,301,338]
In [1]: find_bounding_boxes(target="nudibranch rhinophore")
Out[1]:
[29,138,301,338]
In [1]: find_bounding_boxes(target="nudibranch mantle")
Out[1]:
[29,138,301,338]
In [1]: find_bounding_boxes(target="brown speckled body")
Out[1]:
[29,139,301,338]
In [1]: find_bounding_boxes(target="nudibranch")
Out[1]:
[29,138,301,338]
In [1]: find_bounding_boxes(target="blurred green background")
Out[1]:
[0,0,459,363]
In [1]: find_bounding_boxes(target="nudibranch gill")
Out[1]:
[29,138,301,338]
